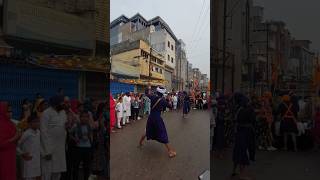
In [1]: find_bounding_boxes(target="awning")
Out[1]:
[27,55,108,73]
[117,78,167,86]
[0,38,13,48]
[0,38,13,57]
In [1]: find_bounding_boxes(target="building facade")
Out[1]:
[175,39,188,91]
[0,0,108,117]
[110,39,166,94]
[110,14,178,91]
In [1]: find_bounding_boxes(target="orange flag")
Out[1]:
[313,61,320,87]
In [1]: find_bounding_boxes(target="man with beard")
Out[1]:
[40,95,67,180]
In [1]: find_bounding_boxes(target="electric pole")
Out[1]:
[246,0,252,90]
[266,22,270,91]
[222,0,227,94]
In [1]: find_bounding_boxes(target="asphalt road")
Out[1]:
[212,148,320,180]
[110,109,210,180]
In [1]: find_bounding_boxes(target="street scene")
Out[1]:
[111,109,210,180]
[0,1,109,180]
[212,0,320,179]
[110,0,210,179]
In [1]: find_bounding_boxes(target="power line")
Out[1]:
[189,4,210,52]
[188,12,210,53]
[188,0,207,50]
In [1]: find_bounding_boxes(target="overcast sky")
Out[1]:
[254,0,320,52]
[110,0,210,78]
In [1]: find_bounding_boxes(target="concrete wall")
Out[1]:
[151,29,176,70]
[164,70,172,91]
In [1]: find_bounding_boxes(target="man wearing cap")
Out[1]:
[40,95,67,180]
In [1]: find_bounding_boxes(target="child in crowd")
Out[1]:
[116,97,124,129]
[17,113,41,180]
[132,96,140,121]
[70,111,93,180]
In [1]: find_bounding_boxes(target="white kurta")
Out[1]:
[123,96,131,116]
[40,107,67,173]
[173,96,178,106]
[17,129,41,178]
[116,102,124,118]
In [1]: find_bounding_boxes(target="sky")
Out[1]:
[254,0,320,53]
[110,0,210,78]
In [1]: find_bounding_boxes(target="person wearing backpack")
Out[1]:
[277,95,299,151]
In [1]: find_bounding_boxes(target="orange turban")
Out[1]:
[282,95,290,102]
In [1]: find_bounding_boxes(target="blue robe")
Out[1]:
[145,90,171,144]
[183,96,190,114]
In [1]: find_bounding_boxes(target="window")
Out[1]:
[168,55,170,61]
[160,69,163,74]
[168,41,170,48]
[171,57,174,63]
[171,45,174,51]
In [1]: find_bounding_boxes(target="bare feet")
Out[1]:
[168,150,177,158]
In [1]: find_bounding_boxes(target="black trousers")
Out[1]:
[132,108,140,120]
[72,147,92,180]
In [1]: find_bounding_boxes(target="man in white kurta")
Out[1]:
[123,93,131,124]
[40,97,67,180]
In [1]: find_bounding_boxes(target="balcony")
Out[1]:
[150,71,164,80]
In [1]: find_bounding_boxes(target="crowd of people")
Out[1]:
[109,89,209,132]
[211,90,320,179]
[0,89,109,180]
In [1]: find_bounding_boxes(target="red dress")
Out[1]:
[0,102,17,180]
[110,94,116,131]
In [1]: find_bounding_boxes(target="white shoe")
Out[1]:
[138,117,141,120]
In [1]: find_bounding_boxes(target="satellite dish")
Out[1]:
[150,25,155,33]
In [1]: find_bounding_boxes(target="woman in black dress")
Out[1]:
[232,93,256,180]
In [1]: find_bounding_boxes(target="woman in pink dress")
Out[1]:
[0,102,21,180]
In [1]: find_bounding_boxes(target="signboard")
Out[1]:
[111,60,140,78]
[3,0,95,49]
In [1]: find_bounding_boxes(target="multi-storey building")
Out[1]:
[110,14,178,91]
[175,39,188,91]
[110,39,165,94]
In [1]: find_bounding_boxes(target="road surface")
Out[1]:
[212,148,320,180]
[110,109,210,180]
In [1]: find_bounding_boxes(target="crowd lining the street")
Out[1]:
[211,90,320,180]
[0,89,109,180]
[109,90,210,132]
